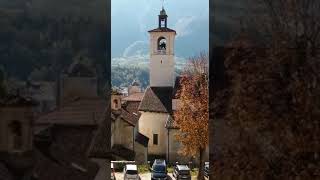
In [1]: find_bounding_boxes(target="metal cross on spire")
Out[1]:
[161,0,165,9]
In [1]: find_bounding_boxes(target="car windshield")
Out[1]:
[126,170,138,175]
[153,165,166,172]
[180,170,190,175]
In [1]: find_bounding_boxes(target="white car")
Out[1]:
[123,164,140,180]
[111,163,116,180]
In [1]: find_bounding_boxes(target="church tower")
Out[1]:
[148,7,176,87]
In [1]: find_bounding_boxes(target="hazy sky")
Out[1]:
[111,0,209,62]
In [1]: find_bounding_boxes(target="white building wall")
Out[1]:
[138,112,168,156]
[150,54,175,87]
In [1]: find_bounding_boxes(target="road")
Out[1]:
[115,172,198,180]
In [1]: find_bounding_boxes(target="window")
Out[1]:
[113,99,119,109]
[157,37,167,50]
[153,134,158,145]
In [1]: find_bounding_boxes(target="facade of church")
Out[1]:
[137,7,206,163]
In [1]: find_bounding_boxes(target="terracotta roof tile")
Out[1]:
[111,109,138,126]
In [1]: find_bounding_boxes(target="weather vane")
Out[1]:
[161,0,165,8]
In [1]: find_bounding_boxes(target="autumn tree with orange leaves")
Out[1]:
[174,52,209,180]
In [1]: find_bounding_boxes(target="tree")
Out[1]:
[211,0,320,178]
[174,52,208,180]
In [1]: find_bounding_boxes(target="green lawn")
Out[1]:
[138,164,150,174]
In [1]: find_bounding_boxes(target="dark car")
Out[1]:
[173,165,191,180]
[204,162,210,178]
[150,159,167,180]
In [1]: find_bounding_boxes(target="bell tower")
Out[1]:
[148,7,176,87]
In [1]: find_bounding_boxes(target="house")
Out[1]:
[110,89,149,163]
[0,93,101,180]
[32,61,110,180]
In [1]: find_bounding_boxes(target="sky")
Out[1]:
[111,0,209,65]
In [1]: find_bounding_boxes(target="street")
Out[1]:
[115,172,198,180]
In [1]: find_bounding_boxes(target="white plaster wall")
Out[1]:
[150,54,175,87]
[134,143,148,164]
[138,112,168,155]
[113,119,134,150]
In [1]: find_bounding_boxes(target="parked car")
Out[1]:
[111,163,116,180]
[173,164,191,180]
[204,162,210,178]
[123,164,140,180]
[150,159,167,180]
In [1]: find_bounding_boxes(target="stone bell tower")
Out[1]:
[148,7,176,87]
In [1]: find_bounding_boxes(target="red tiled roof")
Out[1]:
[123,101,141,116]
[111,109,138,126]
[36,98,107,125]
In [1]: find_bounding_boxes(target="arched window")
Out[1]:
[9,121,23,150]
[157,37,167,50]
[113,99,119,109]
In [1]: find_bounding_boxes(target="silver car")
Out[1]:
[173,165,191,180]
[123,164,140,180]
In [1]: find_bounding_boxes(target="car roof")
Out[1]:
[176,165,190,170]
[126,164,138,170]
[154,159,166,165]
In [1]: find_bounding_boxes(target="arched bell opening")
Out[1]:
[157,37,167,51]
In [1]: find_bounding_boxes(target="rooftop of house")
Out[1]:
[122,92,144,102]
[111,108,138,126]
[135,132,149,147]
[36,97,106,125]
[138,86,173,113]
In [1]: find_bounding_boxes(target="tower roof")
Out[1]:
[148,27,176,33]
[160,7,167,16]
[131,80,140,86]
